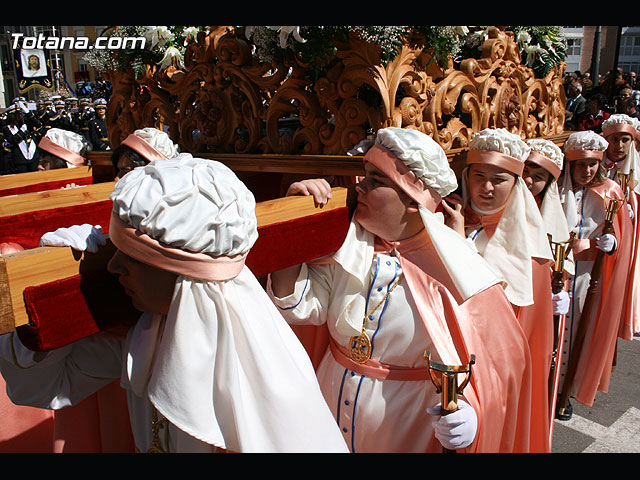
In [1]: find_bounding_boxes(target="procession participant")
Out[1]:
[88,99,109,151]
[442,128,555,452]
[38,127,89,170]
[2,103,40,173]
[0,154,348,453]
[110,127,179,180]
[75,98,94,144]
[51,100,74,131]
[601,114,640,337]
[556,130,633,419]
[268,127,534,453]
[523,138,575,282]
[523,138,574,444]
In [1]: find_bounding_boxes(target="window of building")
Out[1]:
[619,35,640,57]
[567,38,582,56]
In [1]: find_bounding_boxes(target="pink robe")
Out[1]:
[464,206,554,453]
[562,179,633,406]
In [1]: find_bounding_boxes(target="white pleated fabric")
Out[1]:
[111,155,348,452]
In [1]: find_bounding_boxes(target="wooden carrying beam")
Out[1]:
[0,166,95,197]
[0,181,116,218]
[0,187,354,348]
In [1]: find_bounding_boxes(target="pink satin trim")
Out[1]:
[38,137,86,166]
[363,144,441,211]
[109,212,247,281]
[527,151,562,180]
[602,123,637,139]
[565,149,604,162]
[328,336,430,381]
[121,133,166,162]
[466,149,524,176]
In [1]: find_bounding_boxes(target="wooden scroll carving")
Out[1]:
[102,26,566,156]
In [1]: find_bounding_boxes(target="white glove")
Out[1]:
[427,399,478,450]
[628,204,635,221]
[552,290,570,315]
[595,233,616,253]
[17,101,29,114]
[346,138,374,156]
[39,224,106,253]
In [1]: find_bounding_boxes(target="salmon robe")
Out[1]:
[602,155,640,338]
[560,178,633,407]
[464,206,554,453]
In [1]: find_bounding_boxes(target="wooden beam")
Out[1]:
[0,187,352,334]
[0,166,94,192]
[0,182,116,217]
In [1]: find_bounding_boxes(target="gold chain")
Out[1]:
[147,407,168,453]
[349,273,403,364]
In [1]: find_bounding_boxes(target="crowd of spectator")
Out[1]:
[564,67,640,133]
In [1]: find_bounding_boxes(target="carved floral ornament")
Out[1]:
[99,26,567,156]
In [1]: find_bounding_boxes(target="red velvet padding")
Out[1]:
[17,270,141,352]
[0,177,93,197]
[247,207,350,277]
[15,206,351,351]
[0,200,113,249]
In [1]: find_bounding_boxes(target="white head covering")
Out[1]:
[601,113,640,195]
[109,154,347,453]
[329,127,504,337]
[375,127,458,197]
[526,138,574,275]
[463,128,553,307]
[560,130,609,231]
[121,127,179,162]
[38,128,89,167]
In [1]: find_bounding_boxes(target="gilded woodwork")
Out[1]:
[101,26,566,156]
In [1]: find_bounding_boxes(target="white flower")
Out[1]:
[516,30,532,46]
[144,26,175,50]
[265,26,306,48]
[183,27,199,45]
[523,44,544,66]
[159,46,184,69]
[454,26,469,37]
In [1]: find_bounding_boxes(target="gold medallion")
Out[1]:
[349,331,372,363]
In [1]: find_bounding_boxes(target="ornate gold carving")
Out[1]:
[103,27,566,155]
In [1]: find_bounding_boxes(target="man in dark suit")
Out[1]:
[565,82,586,131]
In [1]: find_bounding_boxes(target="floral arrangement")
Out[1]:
[85,26,567,80]
[459,26,567,77]
[84,26,204,79]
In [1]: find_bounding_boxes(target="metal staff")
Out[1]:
[556,196,621,418]
[548,232,575,412]
[425,352,475,453]
[616,169,633,201]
